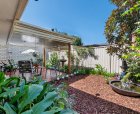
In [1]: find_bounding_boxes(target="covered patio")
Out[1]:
[0,0,74,81]
[10,21,73,81]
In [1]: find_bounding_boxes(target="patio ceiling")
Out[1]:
[0,0,28,45]
[9,21,74,50]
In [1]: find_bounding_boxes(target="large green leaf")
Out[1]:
[20,79,26,92]
[10,82,28,104]
[18,84,43,112]
[0,87,19,98]
[10,89,25,104]
[21,110,33,114]
[31,91,58,114]
[0,77,20,87]
[0,72,5,83]
[42,107,62,114]
[37,83,53,101]
[60,109,77,114]
[0,105,6,113]
[4,102,16,114]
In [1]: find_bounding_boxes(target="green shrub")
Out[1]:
[89,64,115,78]
[95,64,107,75]
[90,69,98,75]
[84,68,92,75]
[48,52,59,68]
[103,71,115,77]
[0,72,77,114]
[76,69,85,75]
[46,62,51,69]
[75,68,92,75]
[60,65,69,73]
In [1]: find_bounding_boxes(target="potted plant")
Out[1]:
[4,64,16,77]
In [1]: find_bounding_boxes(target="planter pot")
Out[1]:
[5,71,15,77]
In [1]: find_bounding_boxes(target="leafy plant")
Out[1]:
[104,76,111,84]
[90,69,99,75]
[0,72,5,83]
[105,0,139,56]
[120,1,140,83]
[46,62,52,69]
[84,68,92,75]
[3,60,17,74]
[73,68,92,75]
[75,47,96,60]
[89,64,115,78]
[32,52,43,66]
[77,69,86,75]
[103,71,115,77]
[103,71,115,84]
[94,64,106,75]
[0,72,77,114]
[60,65,69,73]
[72,36,83,46]
[66,51,80,73]
[48,52,59,69]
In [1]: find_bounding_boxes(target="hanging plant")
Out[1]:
[32,52,38,57]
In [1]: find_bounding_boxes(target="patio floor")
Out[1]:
[14,68,64,82]
[55,75,140,114]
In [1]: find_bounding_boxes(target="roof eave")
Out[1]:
[7,0,28,44]
[13,21,74,44]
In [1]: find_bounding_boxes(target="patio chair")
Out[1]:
[18,60,33,81]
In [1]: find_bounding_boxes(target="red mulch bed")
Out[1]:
[55,75,140,114]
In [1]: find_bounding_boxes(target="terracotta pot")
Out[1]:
[5,71,15,77]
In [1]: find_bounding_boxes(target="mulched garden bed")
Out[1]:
[55,75,140,114]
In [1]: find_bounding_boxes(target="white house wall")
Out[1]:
[0,44,44,63]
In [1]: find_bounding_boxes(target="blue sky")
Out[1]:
[21,0,115,45]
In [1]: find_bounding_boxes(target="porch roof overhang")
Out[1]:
[0,0,28,45]
[9,21,74,50]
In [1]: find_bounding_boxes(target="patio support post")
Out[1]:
[68,43,71,74]
[43,47,46,67]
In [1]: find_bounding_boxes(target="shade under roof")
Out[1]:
[0,0,28,45]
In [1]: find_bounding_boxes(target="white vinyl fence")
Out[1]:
[49,46,122,73]
[81,47,122,73]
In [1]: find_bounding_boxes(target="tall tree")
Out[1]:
[72,36,83,46]
[105,0,139,56]
[121,1,140,82]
